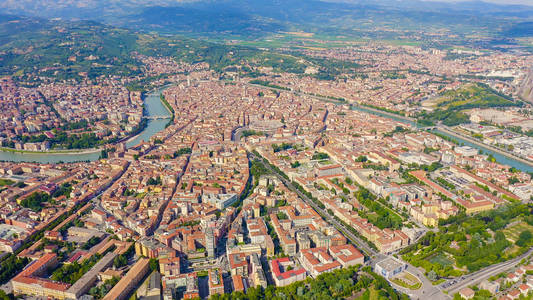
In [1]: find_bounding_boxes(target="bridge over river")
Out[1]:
[143,115,171,120]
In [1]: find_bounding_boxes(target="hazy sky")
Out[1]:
[423,0,533,5]
[476,0,533,4]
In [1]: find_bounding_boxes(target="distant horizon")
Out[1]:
[421,0,533,6]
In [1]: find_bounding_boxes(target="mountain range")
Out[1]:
[1,0,533,40]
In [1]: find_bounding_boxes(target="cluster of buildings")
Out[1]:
[0,77,58,150]
[298,44,532,109]
[244,94,531,253]
[222,175,363,292]
[0,159,127,253]
[162,80,328,142]
[0,75,151,150]
[7,188,142,300]
[459,122,533,161]
[12,236,144,300]
[40,80,143,131]
[100,158,184,237]
[1,42,532,300]
[468,108,533,132]
[135,54,209,77]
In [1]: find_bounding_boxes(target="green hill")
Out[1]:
[418,83,521,126]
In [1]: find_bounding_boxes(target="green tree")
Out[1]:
[0,290,12,300]
[516,230,532,247]
[149,258,159,271]
[427,270,438,281]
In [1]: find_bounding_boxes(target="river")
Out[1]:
[0,87,171,164]
[431,128,533,173]
[349,105,533,173]
[4,87,531,173]
[125,88,171,148]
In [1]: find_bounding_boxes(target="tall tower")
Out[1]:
[206,228,215,258]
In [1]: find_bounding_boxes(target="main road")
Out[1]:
[388,267,448,300]
[248,152,379,258]
[443,247,533,296]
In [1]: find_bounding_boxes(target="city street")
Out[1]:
[249,152,379,258]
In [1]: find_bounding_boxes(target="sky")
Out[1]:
[423,0,533,5]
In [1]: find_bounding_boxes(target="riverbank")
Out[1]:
[0,147,102,155]
[356,103,416,123]
[436,126,533,169]
[351,103,417,125]
[159,93,175,127]
[347,101,533,172]
[0,85,172,163]
[125,86,173,148]
[159,93,174,116]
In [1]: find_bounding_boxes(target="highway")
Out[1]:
[443,248,533,295]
